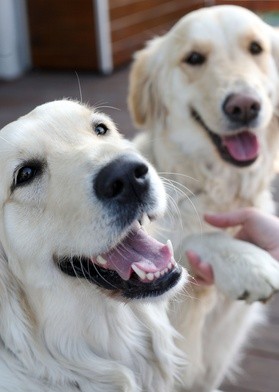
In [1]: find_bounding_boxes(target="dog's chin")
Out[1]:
[190,108,259,168]
[55,221,183,300]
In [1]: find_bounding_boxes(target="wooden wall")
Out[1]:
[27,0,98,70]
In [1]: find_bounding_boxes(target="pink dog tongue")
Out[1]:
[223,131,259,161]
[94,225,173,281]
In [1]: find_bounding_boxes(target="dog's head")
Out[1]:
[128,5,279,168]
[0,100,183,300]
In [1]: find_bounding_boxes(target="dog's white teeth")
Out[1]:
[132,260,176,282]
[132,265,146,281]
[146,272,155,281]
[161,268,168,276]
[96,255,108,266]
[167,239,174,256]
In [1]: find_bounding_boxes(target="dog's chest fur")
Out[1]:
[0,278,180,392]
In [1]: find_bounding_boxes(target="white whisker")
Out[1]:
[75,72,83,103]
[161,176,204,237]
[159,171,200,182]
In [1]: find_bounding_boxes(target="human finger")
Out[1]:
[186,250,214,285]
[204,208,253,228]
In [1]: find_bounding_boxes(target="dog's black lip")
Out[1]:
[56,255,182,299]
[190,107,258,167]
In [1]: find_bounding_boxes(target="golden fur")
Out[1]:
[129,5,279,391]
[0,100,186,391]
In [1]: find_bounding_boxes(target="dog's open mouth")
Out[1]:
[56,221,182,299]
[191,108,259,167]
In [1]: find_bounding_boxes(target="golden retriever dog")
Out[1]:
[0,100,186,391]
[128,5,279,391]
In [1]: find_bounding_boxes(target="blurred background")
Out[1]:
[1,1,279,391]
[1,1,279,129]
[1,0,279,78]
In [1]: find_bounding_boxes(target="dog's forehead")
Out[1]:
[0,100,117,158]
[171,5,269,46]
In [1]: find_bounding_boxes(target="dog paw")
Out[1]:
[184,232,279,303]
[224,261,279,304]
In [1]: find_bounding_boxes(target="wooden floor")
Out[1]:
[1,68,279,392]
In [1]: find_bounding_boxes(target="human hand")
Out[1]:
[205,208,279,262]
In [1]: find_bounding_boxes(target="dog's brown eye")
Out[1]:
[249,41,263,55]
[185,52,206,66]
[95,123,108,136]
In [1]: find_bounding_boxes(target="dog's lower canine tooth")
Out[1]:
[97,255,107,266]
[131,265,146,280]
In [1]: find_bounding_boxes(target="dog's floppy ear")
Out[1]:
[128,37,167,129]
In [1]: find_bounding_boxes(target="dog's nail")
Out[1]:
[96,255,108,266]
[132,265,146,280]
[167,239,174,256]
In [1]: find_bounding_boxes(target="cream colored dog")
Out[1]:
[129,5,279,391]
[0,100,186,391]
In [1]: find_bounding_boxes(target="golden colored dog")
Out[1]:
[129,5,279,391]
[0,100,185,391]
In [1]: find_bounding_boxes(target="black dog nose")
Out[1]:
[223,93,261,124]
[94,154,150,203]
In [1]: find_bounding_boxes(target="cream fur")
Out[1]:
[128,5,279,391]
[0,100,186,391]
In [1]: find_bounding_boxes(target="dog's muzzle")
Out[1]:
[56,154,183,299]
